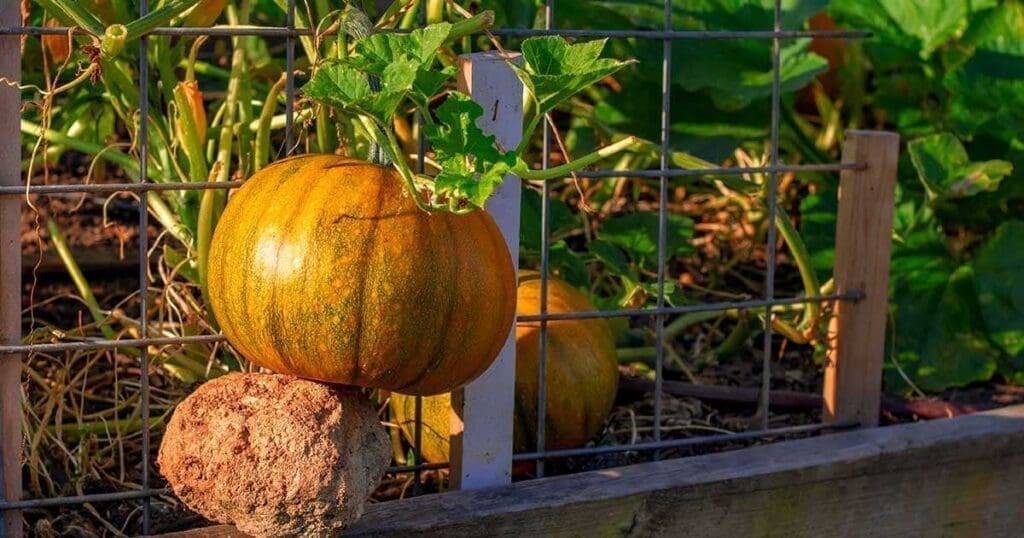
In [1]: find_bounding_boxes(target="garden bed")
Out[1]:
[164,404,1024,537]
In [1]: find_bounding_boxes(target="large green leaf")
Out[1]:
[888,226,1000,392]
[513,37,634,117]
[829,0,970,58]
[302,60,417,120]
[519,188,580,251]
[551,0,828,154]
[345,23,456,108]
[907,133,1012,200]
[946,2,1024,141]
[598,212,695,269]
[424,93,521,208]
[974,221,1024,357]
[676,38,828,111]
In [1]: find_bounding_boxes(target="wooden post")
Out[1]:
[449,52,523,489]
[0,0,21,534]
[823,130,900,428]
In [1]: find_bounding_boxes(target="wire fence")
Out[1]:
[0,0,873,535]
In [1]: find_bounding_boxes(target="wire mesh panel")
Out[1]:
[0,0,879,534]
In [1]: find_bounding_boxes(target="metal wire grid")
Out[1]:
[0,0,872,534]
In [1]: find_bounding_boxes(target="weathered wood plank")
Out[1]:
[823,130,900,427]
[160,405,1024,537]
[347,404,1024,536]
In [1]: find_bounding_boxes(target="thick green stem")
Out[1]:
[426,0,445,23]
[664,310,722,339]
[125,0,202,41]
[774,206,821,331]
[447,10,493,44]
[368,115,441,213]
[46,416,165,443]
[35,0,104,35]
[515,136,639,181]
[22,120,143,178]
[197,5,247,314]
[46,219,117,341]
[715,313,753,361]
[255,76,288,171]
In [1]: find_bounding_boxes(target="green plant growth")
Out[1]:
[23,0,1024,394]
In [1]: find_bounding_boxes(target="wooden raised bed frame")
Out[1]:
[168,404,1024,536]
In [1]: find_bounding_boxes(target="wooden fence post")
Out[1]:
[449,51,523,489]
[823,130,900,428]
[0,0,21,534]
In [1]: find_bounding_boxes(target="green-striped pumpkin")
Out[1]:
[207,155,517,395]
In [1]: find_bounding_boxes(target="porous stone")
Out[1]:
[158,372,390,537]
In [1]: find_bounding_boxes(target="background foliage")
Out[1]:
[494,0,1024,393]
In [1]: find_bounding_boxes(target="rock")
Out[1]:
[158,373,390,537]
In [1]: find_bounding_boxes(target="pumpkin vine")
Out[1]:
[303,7,639,214]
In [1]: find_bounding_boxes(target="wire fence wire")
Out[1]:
[0,0,872,533]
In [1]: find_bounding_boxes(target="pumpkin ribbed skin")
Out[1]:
[208,155,516,395]
[392,274,619,461]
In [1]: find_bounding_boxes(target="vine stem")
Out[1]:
[45,218,117,341]
[773,206,821,332]
[255,76,288,171]
[516,136,640,181]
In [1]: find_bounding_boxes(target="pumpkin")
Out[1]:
[391,273,619,462]
[207,155,516,395]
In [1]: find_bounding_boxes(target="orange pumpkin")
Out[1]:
[391,273,619,462]
[207,155,516,395]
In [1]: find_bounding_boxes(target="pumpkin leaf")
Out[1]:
[828,0,969,59]
[512,37,635,117]
[974,221,1024,358]
[599,213,695,269]
[908,133,1013,200]
[424,92,521,208]
[302,60,416,121]
[888,226,1000,393]
[589,239,630,277]
[345,24,456,109]
[303,24,640,211]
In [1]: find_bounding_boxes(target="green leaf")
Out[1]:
[829,0,970,58]
[974,220,1024,357]
[907,133,1012,200]
[302,60,416,121]
[519,188,580,253]
[548,241,590,288]
[889,228,1000,392]
[676,38,828,111]
[946,2,1024,140]
[513,37,634,117]
[599,213,695,269]
[424,93,520,208]
[798,181,838,281]
[589,239,630,277]
[346,24,456,108]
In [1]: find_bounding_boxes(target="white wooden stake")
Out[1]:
[449,51,523,490]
